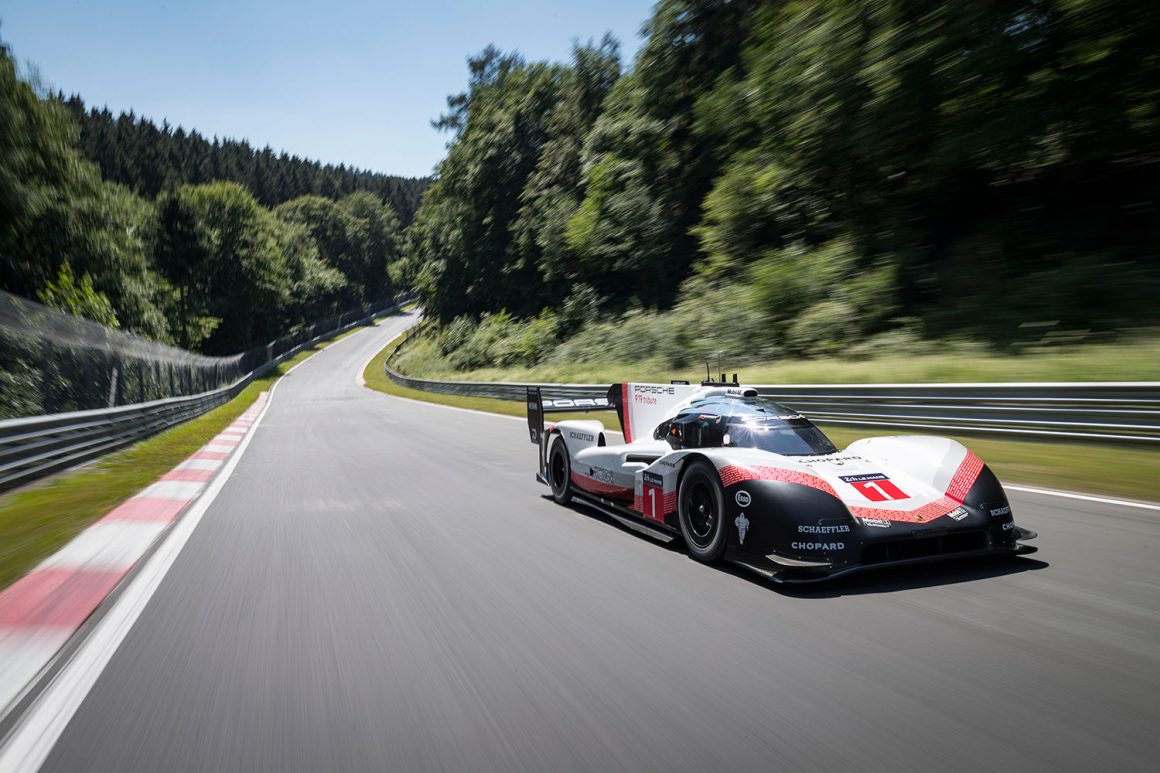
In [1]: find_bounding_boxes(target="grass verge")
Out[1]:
[0,322,377,592]
[394,331,1160,384]
[366,333,1159,504]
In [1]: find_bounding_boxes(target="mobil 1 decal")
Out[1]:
[838,473,910,502]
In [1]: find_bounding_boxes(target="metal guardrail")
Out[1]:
[745,383,1160,444]
[384,330,1160,445]
[0,298,411,492]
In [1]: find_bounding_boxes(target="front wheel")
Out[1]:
[678,461,728,563]
[547,435,572,504]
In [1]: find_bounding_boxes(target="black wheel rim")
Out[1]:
[550,447,567,490]
[684,479,716,545]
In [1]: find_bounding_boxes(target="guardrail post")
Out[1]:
[107,366,119,408]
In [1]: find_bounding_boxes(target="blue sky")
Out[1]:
[1,1,655,178]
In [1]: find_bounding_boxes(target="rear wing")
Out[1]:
[525,386,611,446]
[527,386,614,480]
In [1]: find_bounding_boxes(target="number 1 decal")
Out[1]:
[642,471,665,521]
[839,473,910,502]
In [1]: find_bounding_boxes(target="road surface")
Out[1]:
[33,311,1160,771]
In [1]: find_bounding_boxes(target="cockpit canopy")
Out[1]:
[653,396,838,457]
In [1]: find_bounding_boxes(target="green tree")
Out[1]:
[336,191,402,300]
[155,182,290,354]
[37,262,119,328]
[409,47,567,320]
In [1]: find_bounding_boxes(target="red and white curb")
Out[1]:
[0,393,269,717]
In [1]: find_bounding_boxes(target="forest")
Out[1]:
[1,37,419,356]
[402,0,1159,371]
[59,96,427,220]
[4,1,1159,374]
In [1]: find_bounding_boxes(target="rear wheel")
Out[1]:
[547,436,572,504]
[678,461,728,562]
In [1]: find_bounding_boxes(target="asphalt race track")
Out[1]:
[33,312,1160,772]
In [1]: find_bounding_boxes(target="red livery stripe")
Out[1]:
[621,384,633,443]
[716,452,985,524]
[571,470,633,500]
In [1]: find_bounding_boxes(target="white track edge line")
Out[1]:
[0,381,284,771]
[1004,485,1160,512]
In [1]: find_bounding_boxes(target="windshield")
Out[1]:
[723,419,838,456]
[657,397,839,456]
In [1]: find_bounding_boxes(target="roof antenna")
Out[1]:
[705,361,711,384]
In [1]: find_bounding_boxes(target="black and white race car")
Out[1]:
[528,380,1037,582]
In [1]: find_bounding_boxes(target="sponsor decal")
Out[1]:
[990,505,1012,518]
[642,471,665,522]
[588,467,615,484]
[792,541,845,551]
[797,524,851,534]
[632,385,675,407]
[839,473,890,483]
[801,455,865,466]
[634,385,676,395]
[735,490,752,507]
[735,513,750,545]
[1002,521,1015,531]
[861,517,891,528]
[543,398,608,409]
[660,460,678,468]
[530,428,539,442]
[839,473,911,502]
[568,430,595,442]
[947,506,969,521]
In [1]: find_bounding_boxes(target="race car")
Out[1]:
[527,379,1037,583]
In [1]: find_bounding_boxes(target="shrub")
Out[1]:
[438,316,477,356]
[784,300,859,355]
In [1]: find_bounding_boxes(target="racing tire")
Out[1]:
[678,460,728,563]
[547,435,573,504]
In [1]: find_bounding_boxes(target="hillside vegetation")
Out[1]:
[392,326,1160,384]
[401,0,1159,373]
[59,95,427,221]
[0,38,417,355]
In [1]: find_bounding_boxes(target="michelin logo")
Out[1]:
[735,513,750,545]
